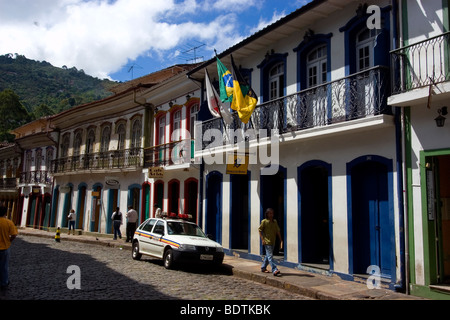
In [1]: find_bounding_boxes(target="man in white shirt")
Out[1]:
[126,206,138,242]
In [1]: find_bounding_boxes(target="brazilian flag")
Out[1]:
[216,57,234,103]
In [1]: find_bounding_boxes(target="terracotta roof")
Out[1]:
[109,63,203,94]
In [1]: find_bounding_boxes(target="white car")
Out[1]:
[132,217,224,269]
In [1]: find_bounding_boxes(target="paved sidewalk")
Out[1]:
[16,227,425,300]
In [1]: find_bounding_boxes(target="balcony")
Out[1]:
[0,178,18,190]
[390,32,450,106]
[197,65,391,151]
[391,32,450,94]
[20,171,52,186]
[144,140,194,168]
[51,148,143,174]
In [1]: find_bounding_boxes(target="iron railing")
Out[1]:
[391,32,450,94]
[20,171,52,185]
[144,140,194,167]
[197,65,390,151]
[51,148,143,174]
[0,178,17,190]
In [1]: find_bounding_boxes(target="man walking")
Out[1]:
[0,205,18,292]
[111,207,122,240]
[259,208,283,276]
[126,206,138,242]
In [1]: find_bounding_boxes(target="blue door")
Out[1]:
[351,160,392,278]
[206,172,222,243]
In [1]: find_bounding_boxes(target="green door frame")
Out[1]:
[420,148,450,287]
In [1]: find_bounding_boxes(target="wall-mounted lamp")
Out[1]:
[435,107,448,127]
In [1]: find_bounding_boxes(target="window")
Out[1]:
[355,28,378,72]
[86,129,96,154]
[172,109,182,142]
[25,151,32,171]
[142,219,156,232]
[268,62,284,100]
[45,148,53,169]
[35,149,42,171]
[153,220,165,235]
[131,119,142,149]
[100,126,111,152]
[61,135,70,158]
[189,104,199,139]
[116,123,126,150]
[158,116,166,145]
[307,45,327,88]
[73,132,82,156]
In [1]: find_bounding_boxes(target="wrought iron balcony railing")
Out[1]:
[196,65,390,151]
[51,148,143,174]
[144,139,194,168]
[20,171,52,186]
[0,178,17,190]
[391,32,450,94]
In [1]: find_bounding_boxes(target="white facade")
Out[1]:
[192,0,403,287]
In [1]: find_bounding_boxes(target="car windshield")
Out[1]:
[167,221,206,237]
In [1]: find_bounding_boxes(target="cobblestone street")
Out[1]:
[1,235,311,301]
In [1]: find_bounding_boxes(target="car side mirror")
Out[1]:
[207,234,214,240]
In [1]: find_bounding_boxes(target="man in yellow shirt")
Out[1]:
[0,205,18,291]
[259,208,282,276]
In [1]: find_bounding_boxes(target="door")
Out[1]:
[150,220,166,257]
[300,164,330,266]
[154,181,164,216]
[351,160,392,278]
[426,155,450,284]
[230,173,249,250]
[260,169,285,256]
[185,179,198,223]
[206,172,222,243]
[139,218,156,254]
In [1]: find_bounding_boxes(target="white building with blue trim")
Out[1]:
[188,0,405,290]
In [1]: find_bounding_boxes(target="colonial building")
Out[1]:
[143,68,202,224]
[48,64,200,236]
[11,117,57,229]
[0,142,21,224]
[188,0,403,290]
[388,0,450,299]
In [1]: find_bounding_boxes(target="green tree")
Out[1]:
[0,89,31,142]
[33,103,55,119]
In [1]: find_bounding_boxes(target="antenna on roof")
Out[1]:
[126,63,143,80]
[178,41,206,64]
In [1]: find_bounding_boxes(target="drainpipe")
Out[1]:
[392,0,410,295]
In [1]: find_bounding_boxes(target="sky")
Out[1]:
[0,0,313,83]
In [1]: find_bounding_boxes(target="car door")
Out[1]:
[138,219,156,255]
[149,220,166,258]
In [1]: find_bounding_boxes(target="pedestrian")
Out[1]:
[0,204,18,292]
[67,209,76,235]
[111,207,122,240]
[154,204,162,218]
[258,208,283,276]
[126,206,138,242]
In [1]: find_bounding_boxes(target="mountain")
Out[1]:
[0,54,118,116]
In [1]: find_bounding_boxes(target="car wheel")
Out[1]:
[163,248,174,269]
[132,241,142,260]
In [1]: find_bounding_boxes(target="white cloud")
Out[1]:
[0,0,258,79]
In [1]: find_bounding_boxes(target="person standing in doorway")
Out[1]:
[259,208,283,276]
[126,206,138,242]
[111,207,122,240]
[0,204,18,292]
[154,204,162,218]
[67,209,76,235]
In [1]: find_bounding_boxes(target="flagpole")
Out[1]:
[206,67,231,143]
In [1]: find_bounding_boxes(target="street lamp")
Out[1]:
[435,107,448,127]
